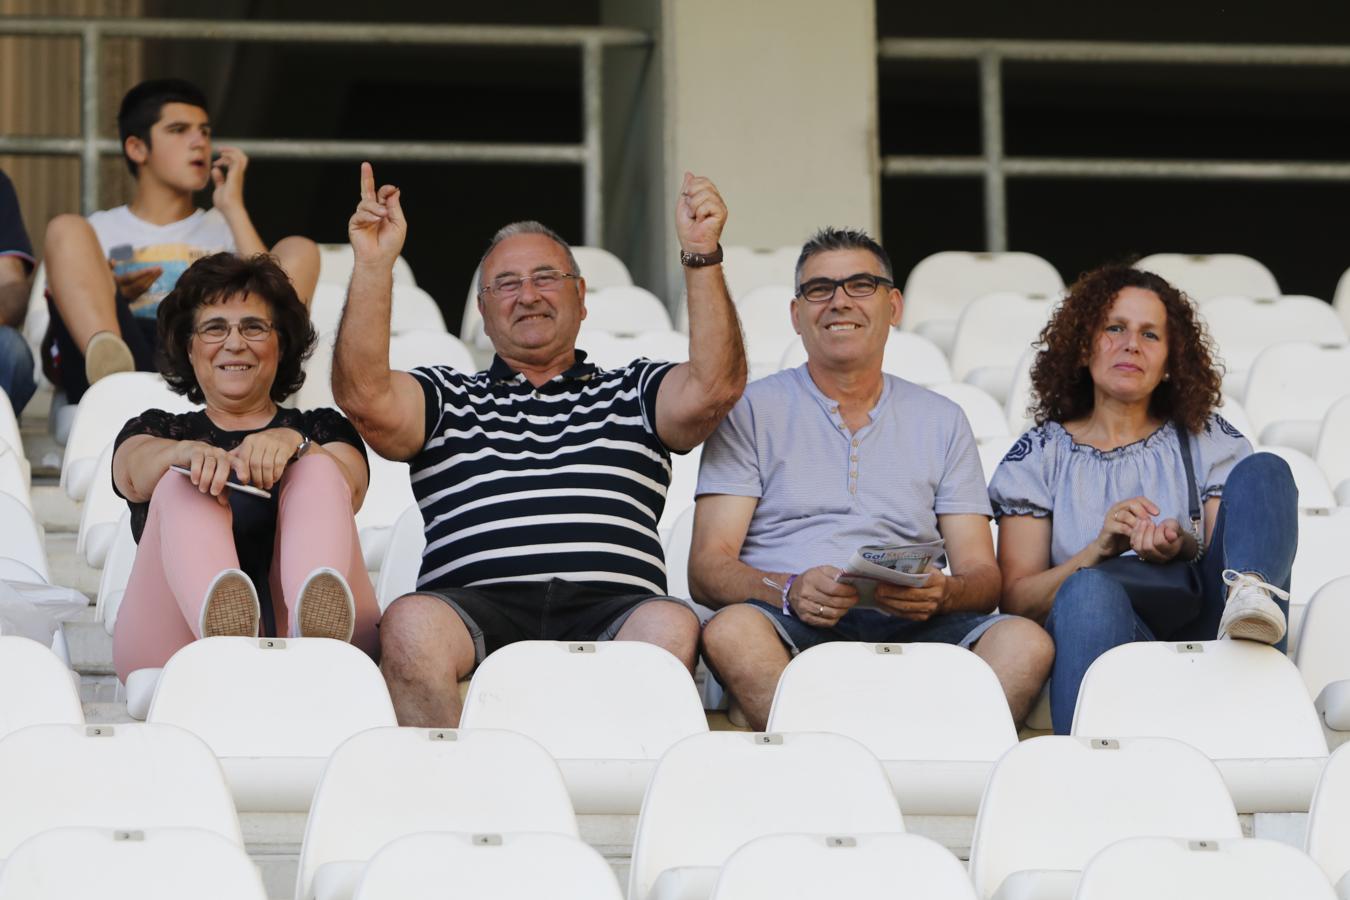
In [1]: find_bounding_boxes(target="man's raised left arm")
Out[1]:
[653,172,747,452]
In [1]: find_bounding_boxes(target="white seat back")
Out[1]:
[0,392,22,465]
[76,439,123,566]
[461,641,708,814]
[969,735,1240,900]
[0,826,268,900]
[316,243,416,286]
[0,492,47,582]
[0,437,30,510]
[1074,836,1337,900]
[309,282,444,336]
[950,291,1057,401]
[61,372,197,500]
[1072,640,1328,811]
[930,382,1012,445]
[1260,446,1337,511]
[147,637,397,812]
[578,329,690,371]
[1292,509,1350,639]
[628,731,904,900]
[901,251,1063,353]
[354,451,415,571]
[1316,396,1350,503]
[1135,253,1280,303]
[1295,576,1350,746]
[375,504,424,610]
[387,329,476,373]
[0,723,242,856]
[659,444,701,546]
[1003,346,1037,434]
[1243,342,1350,452]
[721,245,799,302]
[710,832,977,900]
[739,285,798,379]
[296,726,578,900]
[1202,295,1345,399]
[94,512,136,634]
[352,830,622,900]
[662,504,697,601]
[1307,742,1350,888]
[0,636,83,738]
[767,642,1017,814]
[582,285,673,335]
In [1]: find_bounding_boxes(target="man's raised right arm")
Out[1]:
[332,162,426,462]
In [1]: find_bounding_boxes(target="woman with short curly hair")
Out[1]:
[110,252,380,684]
[990,263,1298,734]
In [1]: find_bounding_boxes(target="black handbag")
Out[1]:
[1091,426,1204,638]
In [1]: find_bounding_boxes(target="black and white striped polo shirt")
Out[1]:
[408,352,677,595]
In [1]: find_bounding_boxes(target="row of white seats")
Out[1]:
[4,642,1350,900]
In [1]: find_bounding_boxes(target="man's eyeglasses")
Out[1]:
[796,273,894,303]
[479,269,579,301]
[194,318,274,343]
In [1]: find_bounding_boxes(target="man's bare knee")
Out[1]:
[380,593,475,683]
[973,616,1054,724]
[615,600,700,671]
[702,604,781,666]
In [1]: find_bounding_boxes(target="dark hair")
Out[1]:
[794,227,894,289]
[157,253,315,404]
[118,78,210,177]
[1029,263,1223,434]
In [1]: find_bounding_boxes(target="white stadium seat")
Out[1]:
[0,392,24,472]
[352,831,623,900]
[1316,396,1350,505]
[374,504,424,610]
[901,251,1063,354]
[1242,342,1350,453]
[579,329,690,371]
[297,726,578,900]
[61,372,197,501]
[766,642,1017,815]
[659,443,702,546]
[628,731,904,900]
[1334,265,1350,338]
[738,285,798,380]
[1306,742,1350,896]
[1216,394,1256,443]
[1004,346,1037,435]
[94,512,136,636]
[1291,508,1350,646]
[309,282,447,337]
[968,736,1241,900]
[460,640,709,814]
[1295,577,1350,750]
[1260,445,1337,511]
[720,244,799,302]
[0,492,48,583]
[581,284,674,335]
[709,832,977,900]
[354,451,416,572]
[0,723,243,857]
[0,826,268,900]
[387,329,476,373]
[1201,295,1346,400]
[662,504,696,601]
[146,637,397,812]
[76,440,122,567]
[0,635,83,738]
[0,437,30,511]
[950,291,1057,404]
[930,382,1013,446]
[1072,640,1328,812]
[778,329,954,385]
[316,243,416,287]
[1073,836,1336,900]
[1135,252,1280,303]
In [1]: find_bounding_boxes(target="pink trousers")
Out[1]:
[112,453,381,681]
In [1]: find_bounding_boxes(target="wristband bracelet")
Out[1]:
[780,573,799,615]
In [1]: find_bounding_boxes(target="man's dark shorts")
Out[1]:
[416,579,699,670]
[740,599,1013,656]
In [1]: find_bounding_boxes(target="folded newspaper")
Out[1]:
[834,539,945,606]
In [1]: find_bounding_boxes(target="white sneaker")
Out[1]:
[1218,570,1288,645]
[199,569,260,638]
[295,567,355,642]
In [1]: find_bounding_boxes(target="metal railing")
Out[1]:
[879,38,1350,251]
[0,16,652,244]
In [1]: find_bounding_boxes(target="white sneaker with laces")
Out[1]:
[1218,569,1288,645]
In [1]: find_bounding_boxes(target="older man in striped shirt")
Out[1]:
[334,163,745,727]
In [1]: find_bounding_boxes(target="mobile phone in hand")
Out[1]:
[170,465,272,499]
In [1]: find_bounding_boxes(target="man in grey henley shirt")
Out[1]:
[692,227,1053,731]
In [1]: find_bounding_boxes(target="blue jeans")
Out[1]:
[0,324,35,418]
[1044,452,1298,734]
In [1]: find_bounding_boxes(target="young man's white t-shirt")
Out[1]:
[86,206,235,317]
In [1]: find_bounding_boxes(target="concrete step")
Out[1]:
[31,483,79,534]
[65,606,113,676]
[45,532,101,599]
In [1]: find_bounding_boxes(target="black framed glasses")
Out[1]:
[194,318,274,343]
[479,269,580,301]
[796,273,894,303]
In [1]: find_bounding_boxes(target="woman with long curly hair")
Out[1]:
[989,263,1298,734]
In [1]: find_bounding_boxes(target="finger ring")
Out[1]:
[817,603,825,616]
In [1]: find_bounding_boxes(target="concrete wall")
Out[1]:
[606,0,879,301]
